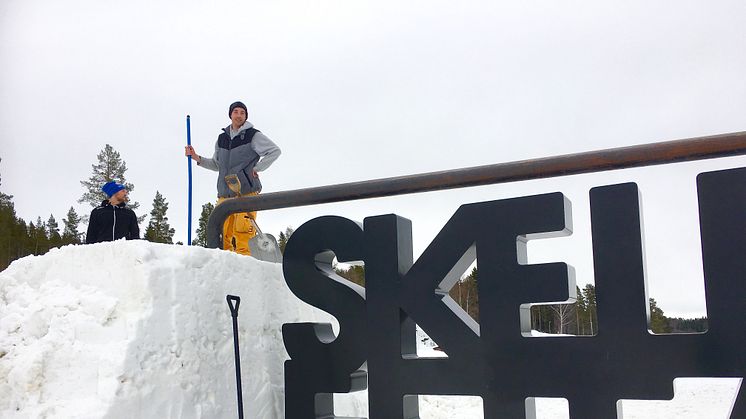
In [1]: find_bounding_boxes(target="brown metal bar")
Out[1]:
[207,131,746,248]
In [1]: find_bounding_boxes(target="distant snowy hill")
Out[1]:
[0,242,740,418]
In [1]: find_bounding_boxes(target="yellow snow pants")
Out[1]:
[217,192,258,256]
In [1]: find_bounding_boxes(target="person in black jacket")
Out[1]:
[85,181,140,244]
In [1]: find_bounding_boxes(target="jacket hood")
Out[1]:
[224,120,254,137]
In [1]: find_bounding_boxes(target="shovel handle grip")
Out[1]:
[248,217,264,236]
[227,295,241,317]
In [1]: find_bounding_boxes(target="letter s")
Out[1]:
[282,216,367,419]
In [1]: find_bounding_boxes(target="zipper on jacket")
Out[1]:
[112,207,117,240]
[226,131,233,196]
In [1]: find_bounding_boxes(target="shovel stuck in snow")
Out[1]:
[226,295,244,419]
[223,175,283,263]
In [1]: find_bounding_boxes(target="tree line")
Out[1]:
[529,285,675,334]
[0,145,295,270]
[0,147,179,270]
[1,158,84,270]
[449,269,707,334]
[333,264,707,335]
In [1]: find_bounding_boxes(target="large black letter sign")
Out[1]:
[282,167,746,419]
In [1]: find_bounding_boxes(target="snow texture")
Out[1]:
[0,241,338,418]
[0,241,741,418]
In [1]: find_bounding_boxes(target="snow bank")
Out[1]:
[0,241,741,419]
[0,241,346,419]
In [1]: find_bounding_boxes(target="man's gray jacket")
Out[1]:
[198,121,281,198]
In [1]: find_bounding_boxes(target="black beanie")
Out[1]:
[229,101,247,117]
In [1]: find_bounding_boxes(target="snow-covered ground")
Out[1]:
[0,242,741,418]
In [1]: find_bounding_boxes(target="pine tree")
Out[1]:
[47,214,62,248]
[649,298,672,334]
[0,158,11,208]
[62,207,83,244]
[193,202,215,247]
[15,219,29,260]
[278,232,287,253]
[574,286,588,335]
[278,226,295,254]
[144,191,175,244]
[79,144,142,220]
[0,158,18,269]
[582,284,597,335]
[33,216,49,254]
[0,206,15,269]
[531,304,555,333]
[27,220,38,255]
[449,266,479,322]
[0,157,28,268]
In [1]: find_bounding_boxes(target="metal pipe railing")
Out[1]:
[207,131,746,248]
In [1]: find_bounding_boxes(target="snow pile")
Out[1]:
[411,378,742,419]
[0,241,345,419]
[0,241,741,419]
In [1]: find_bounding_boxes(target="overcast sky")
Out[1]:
[2,1,745,318]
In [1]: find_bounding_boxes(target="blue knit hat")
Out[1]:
[102,181,126,198]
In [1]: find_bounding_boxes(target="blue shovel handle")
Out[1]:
[186,115,193,245]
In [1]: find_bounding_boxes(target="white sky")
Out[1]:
[1,1,745,317]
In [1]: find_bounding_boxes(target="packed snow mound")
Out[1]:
[0,241,359,419]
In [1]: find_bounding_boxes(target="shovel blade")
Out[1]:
[248,233,283,263]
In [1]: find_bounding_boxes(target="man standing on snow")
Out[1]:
[86,181,140,244]
[184,101,281,256]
